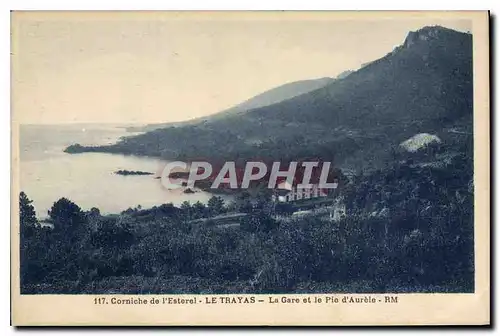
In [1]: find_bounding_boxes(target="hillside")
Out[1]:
[200,77,336,122]
[125,77,336,132]
[68,26,473,171]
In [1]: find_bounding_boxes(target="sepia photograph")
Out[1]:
[10,10,490,326]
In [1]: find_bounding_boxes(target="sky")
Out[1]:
[11,12,472,124]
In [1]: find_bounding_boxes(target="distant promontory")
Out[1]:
[64,144,114,154]
[114,170,154,176]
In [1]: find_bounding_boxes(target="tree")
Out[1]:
[235,191,252,213]
[240,212,278,233]
[192,201,206,218]
[48,197,84,231]
[207,196,225,216]
[19,191,37,236]
[87,207,101,233]
[92,216,135,249]
[180,201,192,219]
[254,186,273,213]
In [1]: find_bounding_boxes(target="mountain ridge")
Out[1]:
[126,76,338,132]
[67,25,473,172]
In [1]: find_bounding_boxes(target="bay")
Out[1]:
[19,124,231,218]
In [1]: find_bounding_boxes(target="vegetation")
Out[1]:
[19,192,38,239]
[20,148,474,294]
[22,26,474,294]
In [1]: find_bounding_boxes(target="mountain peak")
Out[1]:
[403,25,468,49]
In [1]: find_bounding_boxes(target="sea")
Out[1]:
[19,123,230,218]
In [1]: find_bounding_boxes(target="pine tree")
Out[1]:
[48,197,83,231]
[180,201,192,219]
[19,191,37,235]
[207,196,225,216]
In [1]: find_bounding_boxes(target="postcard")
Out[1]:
[11,10,490,326]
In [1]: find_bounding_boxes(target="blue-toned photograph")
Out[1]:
[16,13,474,295]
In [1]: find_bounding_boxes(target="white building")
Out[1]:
[272,179,337,203]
